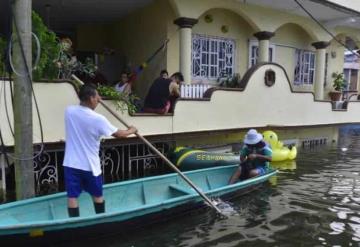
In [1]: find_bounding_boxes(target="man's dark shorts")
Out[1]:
[64,166,103,198]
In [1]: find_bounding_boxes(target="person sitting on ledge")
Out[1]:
[143,72,183,114]
[160,69,169,79]
[229,129,272,184]
[114,71,132,96]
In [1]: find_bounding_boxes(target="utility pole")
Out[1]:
[12,0,34,199]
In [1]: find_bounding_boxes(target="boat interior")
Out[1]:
[0,166,238,225]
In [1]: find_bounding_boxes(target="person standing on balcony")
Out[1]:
[63,84,137,217]
[143,72,183,114]
[229,129,272,184]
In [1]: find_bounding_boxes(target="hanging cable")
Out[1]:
[129,38,170,82]
[293,0,360,58]
[8,32,41,77]
[5,3,45,161]
[128,27,179,82]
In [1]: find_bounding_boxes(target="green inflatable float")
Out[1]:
[169,147,240,171]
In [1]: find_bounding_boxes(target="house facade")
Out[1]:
[2,0,360,196]
[73,0,360,100]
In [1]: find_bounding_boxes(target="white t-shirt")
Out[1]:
[63,105,118,176]
[114,83,131,95]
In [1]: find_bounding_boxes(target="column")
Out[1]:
[174,17,198,83]
[312,41,330,100]
[253,31,275,63]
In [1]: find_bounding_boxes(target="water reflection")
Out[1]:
[271,160,297,171]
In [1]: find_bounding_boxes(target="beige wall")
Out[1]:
[76,24,112,52]
[272,23,315,92]
[325,36,346,98]
[172,64,360,133]
[175,126,339,149]
[6,63,360,145]
[169,0,332,41]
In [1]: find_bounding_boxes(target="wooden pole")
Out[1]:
[72,75,223,214]
[13,0,35,199]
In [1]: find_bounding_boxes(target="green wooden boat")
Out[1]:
[0,165,276,244]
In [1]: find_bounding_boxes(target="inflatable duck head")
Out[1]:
[263,130,283,149]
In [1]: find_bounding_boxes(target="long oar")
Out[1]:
[71,75,223,214]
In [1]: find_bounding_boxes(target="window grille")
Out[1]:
[294,49,315,85]
[192,34,235,80]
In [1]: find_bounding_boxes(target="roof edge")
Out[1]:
[309,0,360,16]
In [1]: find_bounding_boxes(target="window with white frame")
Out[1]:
[294,49,315,85]
[192,35,235,80]
[248,40,275,67]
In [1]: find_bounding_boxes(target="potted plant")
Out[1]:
[217,73,241,88]
[329,72,346,101]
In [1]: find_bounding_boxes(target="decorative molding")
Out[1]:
[264,69,276,87]
[204,14,213,23]
[253,31,275,41]
[312,41,330,49]
[174,17,198,28]
[221,25,229,33]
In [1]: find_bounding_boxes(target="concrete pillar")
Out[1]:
[174,17,198,84]
[312,41,330,100]
[253,31,275,63]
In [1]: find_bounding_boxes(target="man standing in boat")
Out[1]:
[63,84,137,217]
[229,129,272,184]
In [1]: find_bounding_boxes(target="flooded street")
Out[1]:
[2,126,360,246]
[51,126,360,246]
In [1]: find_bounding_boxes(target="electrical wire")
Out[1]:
[3,3,45,161]
[293,0,360,58]
[8,32,41,77]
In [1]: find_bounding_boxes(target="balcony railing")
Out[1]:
[180,84,212,99]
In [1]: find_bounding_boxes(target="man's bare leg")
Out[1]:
[229,167,242,184]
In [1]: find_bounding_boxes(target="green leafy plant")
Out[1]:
[331,72,347,91]
[0,36,6,76]
[0,12,60,80]
[217,73,241,88]
[57,39,97,79]
[32,11,96,80]
[32,11,60,80]
[97,85,139,114]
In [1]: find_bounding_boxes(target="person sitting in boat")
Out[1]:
[143,72,183,114]
[63,84,137,217]
[229,129,272,184]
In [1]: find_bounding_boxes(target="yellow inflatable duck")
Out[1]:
[263,130,297,161]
